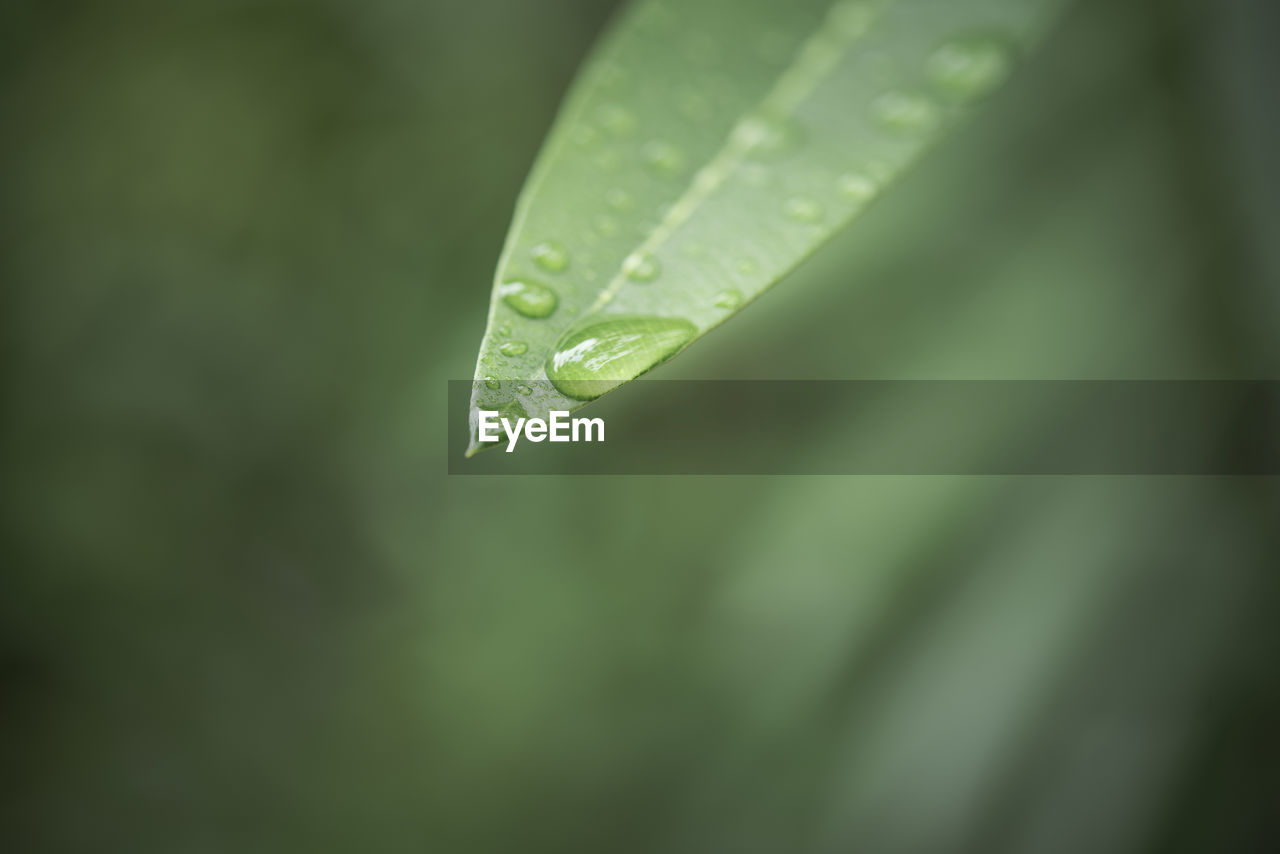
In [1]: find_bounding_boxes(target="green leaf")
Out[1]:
[467,0,1068,455]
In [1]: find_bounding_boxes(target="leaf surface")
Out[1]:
[468,0,1067,454]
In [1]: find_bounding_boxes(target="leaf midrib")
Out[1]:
[585,0,887,315]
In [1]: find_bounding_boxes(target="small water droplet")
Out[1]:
[499,340,528,357]
[872,90,941,135]
[593,214,620,237]
[498,279,558,318]
[622,252,661,282]
[484,376,501,390]
[516,384,533,396]
[530,241,570,273]
[596,103,637,137]
[837,172,878,203]
[714,289,743,309]
[605,188,634,212]
[783,196,824,223]
[497,323,512,337]
[642,140,686,177]
[546,316,697,400]
[735,115,804,159]
[927,35,1015,101]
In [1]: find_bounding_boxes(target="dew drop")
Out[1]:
[546,316,697,400]
[622,252,661,282]
[516,384,533,396]
[872,90,941,135]
[530,240,570,273]
[837,172,878,203]
[642,139,686,177]
[473,399,526,449]
[927,35,1015,101]
[596,103,637,137]
[783,196,825,223]
[497,323,512,337]
[714,289,743,309]
[735,115,804,159]
[484,376,501,390]
[605,187,634,212]
[499,340,528,357]
[498,280,558,319]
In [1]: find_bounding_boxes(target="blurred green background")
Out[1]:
[2,0,1277,851]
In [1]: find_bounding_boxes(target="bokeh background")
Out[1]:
[2,0,1277,851]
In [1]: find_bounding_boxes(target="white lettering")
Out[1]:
[477,410,500,443]
[502,417,525,453]
[549,411,570,442]
[573,417,605,443]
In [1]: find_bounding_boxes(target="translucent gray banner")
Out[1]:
[448,381,1280,475]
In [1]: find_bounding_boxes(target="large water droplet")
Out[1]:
[498,280,558,318]
[783,196,825,223]
[642,140,686,177]
[714,289,743,309]
[546,316,697,400]
[622,252,661,282]
[530,241,570,273]
[872,90,941,135]
[927,36,1014,101]
[499,340,528,357]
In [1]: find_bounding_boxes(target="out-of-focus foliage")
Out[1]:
[1,0,1277,853]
